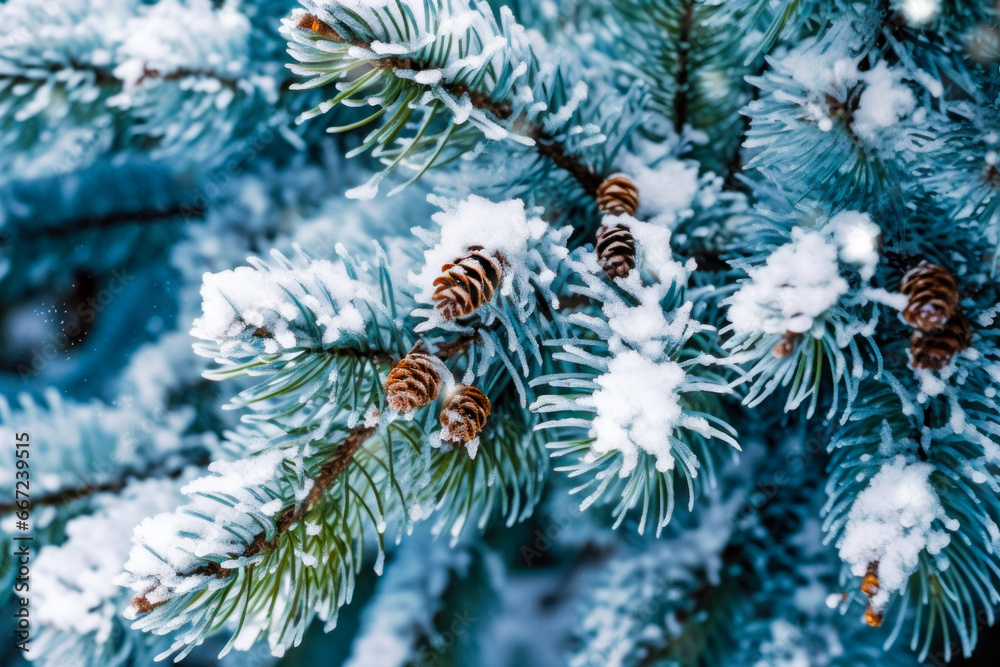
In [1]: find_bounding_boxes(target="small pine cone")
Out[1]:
[771,331,799,358]
[132,595,164,615]
[432,247,503,320]
[910,311,971,371]
[596,174,640,216]
[865,604,884,628]
[860,562,880,597]
[900,261,959,332]
[596,223,636,279]
[385,352,441,413]
[297,13,337,39]
[439,385,491,444]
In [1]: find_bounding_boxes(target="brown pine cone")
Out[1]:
[385,352,441,413]
[860,562,879,597]
[900,261,959,332]
[432,247,503,320]
[596,174,639,216]
[910,311,971,370]
[596,223,636,279]
[439,385,491,444]
[864,604,884,628]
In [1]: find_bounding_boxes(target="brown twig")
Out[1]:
[241,424,375,560]
[532,131,603,197]
[135,67,241,88]
[431,333,480,360]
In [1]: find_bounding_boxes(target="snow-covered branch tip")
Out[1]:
[127,423,376,616]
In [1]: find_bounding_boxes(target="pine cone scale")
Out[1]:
[910,311,971,370]
[385,352,441,412]
[900,261,959,332]
[432,249,503,319]
[596,223,636,278]
[596,174,640,216]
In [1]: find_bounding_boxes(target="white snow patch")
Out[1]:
[33,476,188,643]
[829,211,880,279]
[837,457,952,611]
[727,228,848,336]
[114,0,249,88]
[582,350,686,477]
[853,62,916,146]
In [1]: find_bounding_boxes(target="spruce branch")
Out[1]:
[242,423,375,558]
[282,3,613,200]
[297,13,514,120]
[130,423,377,612]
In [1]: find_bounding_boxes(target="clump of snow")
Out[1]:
[410,195,558,328]
[33,476,189,644]
[727,212,881,337]
[727,228,848,336]
[582,350,685,476]
[774,25,861,126]
[768,26,921,151]
[828,211,880,279]
[837,456,955,611]
[780,38,860,95]
[191,249,371,358]
[617,141,701,228]
[852,62,916,146]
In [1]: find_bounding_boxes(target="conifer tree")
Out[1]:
[4,0,1000,665]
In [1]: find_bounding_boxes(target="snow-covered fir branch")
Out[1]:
[8,0,1000,664]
